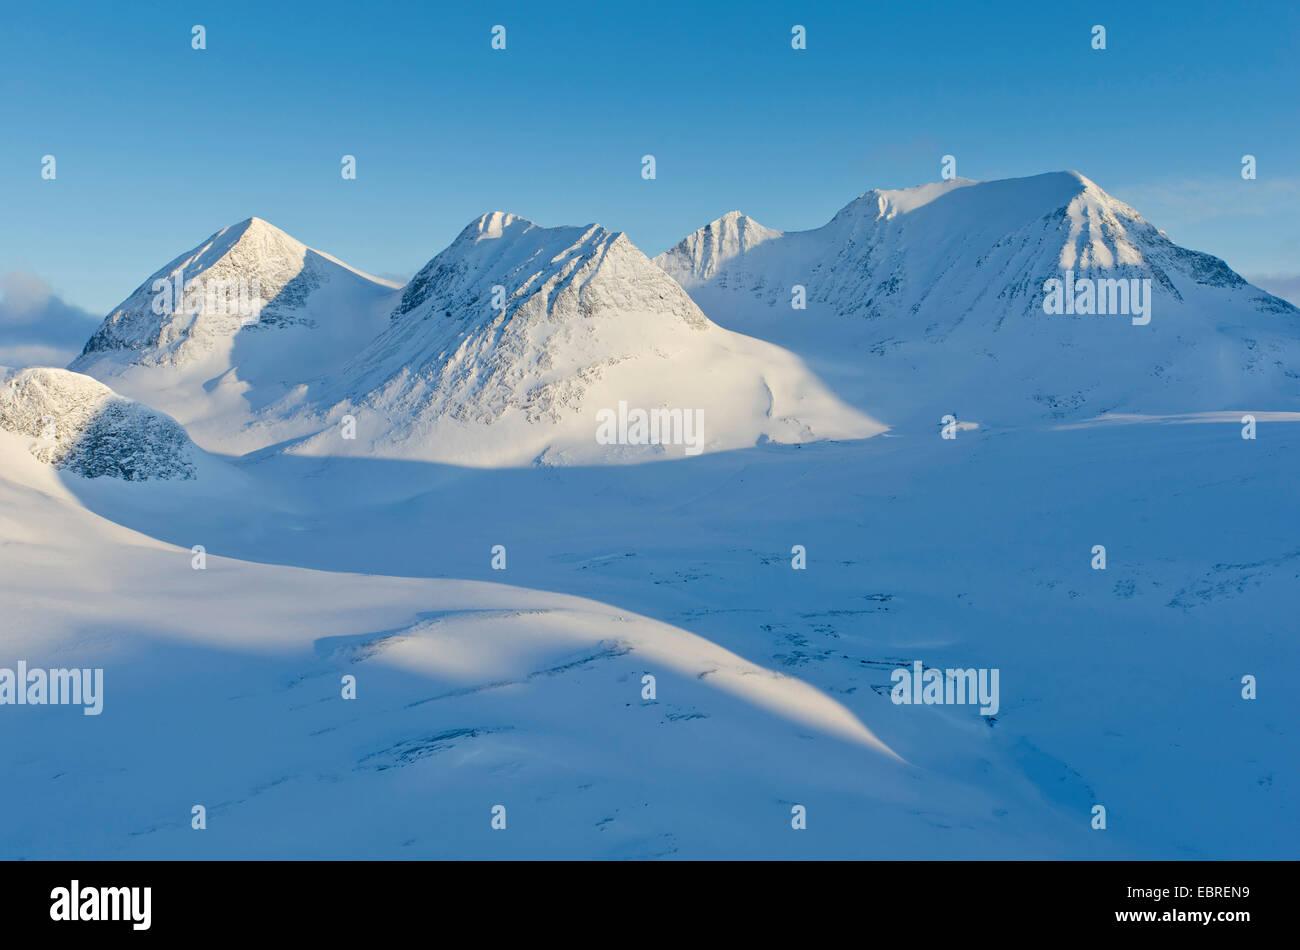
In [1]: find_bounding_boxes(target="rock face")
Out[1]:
[288,212,882,466]
[655,171,1300,423]
[0,367,196,481]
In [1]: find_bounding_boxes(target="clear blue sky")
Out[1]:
[2,0,1298,314]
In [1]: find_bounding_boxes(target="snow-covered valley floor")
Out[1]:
[3,409,1294,858]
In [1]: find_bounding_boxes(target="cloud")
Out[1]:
[1244,273,1300,308]
[0,271,101,369]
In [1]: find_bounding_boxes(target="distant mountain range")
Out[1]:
[35,170,1296,473]
[66,212,880,465]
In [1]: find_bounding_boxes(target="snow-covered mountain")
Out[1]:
[62,173,1299,465]
[656,172,1300,424]
[0,366,196,480]
[658,210,785,283]
[289,212,882,466]
[7,176,1298,861]
[69,217,400,454]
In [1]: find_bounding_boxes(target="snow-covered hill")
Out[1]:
[69,217,400,454]
[21,394,1299,858]
[656,172,1300,424]
[0,366,195,480]
[2,432,1090,860]
[289,212,882,466]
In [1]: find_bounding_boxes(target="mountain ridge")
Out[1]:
[653,170,1300,423]
[58,170,1300,459]
[291,209,882,465]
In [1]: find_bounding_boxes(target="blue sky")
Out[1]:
[2,0,1297,317]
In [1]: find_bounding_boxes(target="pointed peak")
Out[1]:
[204,217,393,285]
[237,215,272,228]
[717,210,778,234]
[672,210,782,249]
[687,210,776,234]
[654,211,783,285]
[183,217,308,265]
[225,215,300,243]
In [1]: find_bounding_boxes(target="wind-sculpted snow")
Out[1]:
[0,367,195,480]
[14,395,1297,858]
[0,448,966,859]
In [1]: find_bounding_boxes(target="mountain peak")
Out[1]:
[67,219,400,453]
[219,215,309,258]
[397,213,638,325]
[827,171,1126,229]
[469,210,534,238]
[706,209,780,237]
[232,215,274,230]
[233,215,297,239]
[295,209,879,465]
[657,169,1300,425]
[212,218,395,286]
[652,211,783,286]
[72,213,400,375]
[450,211,630,257]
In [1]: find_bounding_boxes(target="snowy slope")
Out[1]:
[69,218,400,454]
[288,212,882,466]
[32,403,1300,858]
[655,172,1300,425]
[0,432,1115,860]
[0,366,196,480]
